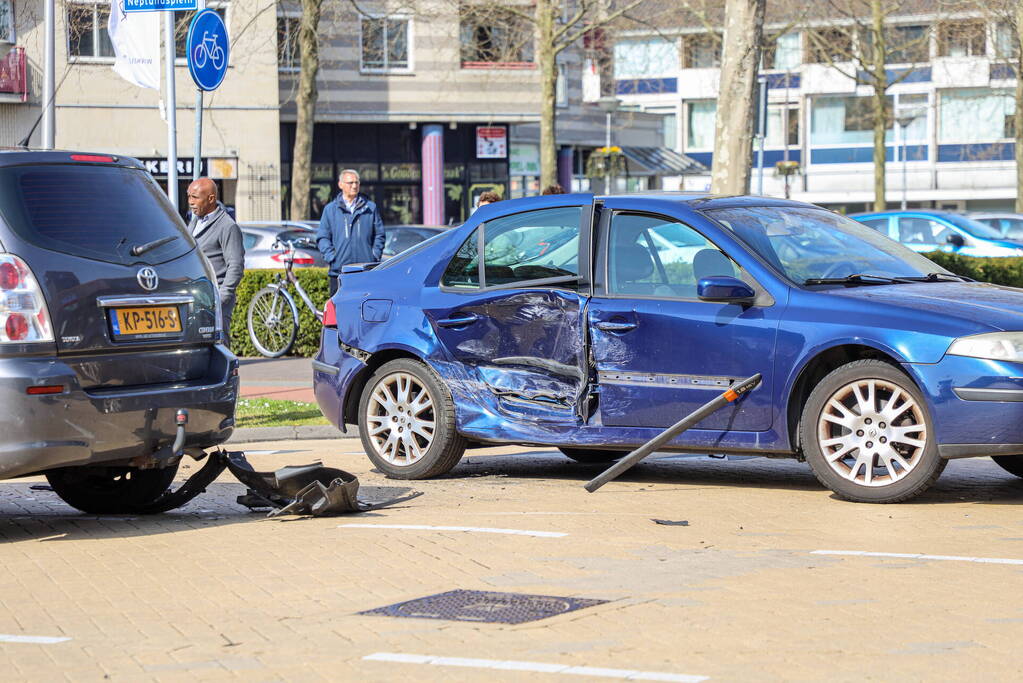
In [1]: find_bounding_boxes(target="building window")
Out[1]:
[994,22,1020,60]
[556,62,568,107]
[361,16,410,71]
[937,20,986,57]
[67,3,114,59]
[0,0,14,44]
[174,6,227,60]
[277,15,301,71]
[766,105,799,147]
[686,100,716,150]
[806,27,852,64]
[939,89,1015,143]
[682,34,720,68]
[663,112,678,149]
[614,37,679,78]
[881,24,930,64]
[459,6,533,66]
[763,32,801,70]
[811,95,898,146]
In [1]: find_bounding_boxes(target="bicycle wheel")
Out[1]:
[247,286,298,357]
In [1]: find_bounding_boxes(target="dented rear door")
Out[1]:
[424,199,594,424]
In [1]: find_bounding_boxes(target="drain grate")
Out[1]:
[360,589,607,624]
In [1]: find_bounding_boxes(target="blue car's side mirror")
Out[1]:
[697,276,756,304]
[946,233,965,248]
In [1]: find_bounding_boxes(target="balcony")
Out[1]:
[0,47,27,103]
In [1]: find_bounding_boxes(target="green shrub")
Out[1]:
[230,268,329,357]
[924,252,1023,289]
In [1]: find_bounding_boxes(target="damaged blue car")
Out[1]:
[313,193,1023,503]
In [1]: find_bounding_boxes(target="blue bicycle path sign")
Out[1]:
[187,9,229,91]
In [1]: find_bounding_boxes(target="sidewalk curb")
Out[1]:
[228,425,345,444]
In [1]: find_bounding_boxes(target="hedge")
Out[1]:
[229,255,1023,358]
[230,267,330,358]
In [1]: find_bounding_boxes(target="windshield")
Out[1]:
[703,206,951,285]
[941,213,1007,240]
[0,164,192,265]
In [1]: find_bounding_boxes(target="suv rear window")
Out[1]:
[0,164,194,265]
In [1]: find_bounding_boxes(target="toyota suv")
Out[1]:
[0,150,238,513]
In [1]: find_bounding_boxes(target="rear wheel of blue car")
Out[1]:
[359,359,467,479]
[800,360,944,503]
[45,463,180,514]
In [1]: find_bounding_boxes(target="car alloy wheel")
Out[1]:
[365,371,435,466]
[817,377,926,487]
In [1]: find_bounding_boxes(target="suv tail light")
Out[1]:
[0,255,53,343]
[271,251,317,265]
[323,299,337,328]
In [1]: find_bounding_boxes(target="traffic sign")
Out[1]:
[186,9,229,91]
[123,0,199,12]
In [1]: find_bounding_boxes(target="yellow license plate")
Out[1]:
[112,306,182,336]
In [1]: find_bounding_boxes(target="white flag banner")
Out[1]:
[107,0,159,90]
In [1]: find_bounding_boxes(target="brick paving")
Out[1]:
[3,441,1023,680]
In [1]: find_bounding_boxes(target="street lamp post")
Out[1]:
[896,108,924,211]
[597,95,620,194]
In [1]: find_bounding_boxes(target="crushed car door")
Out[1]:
[423,200,594,423]
[587,206,781,431]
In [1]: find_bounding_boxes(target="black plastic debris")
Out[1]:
[360,589,607,625]
[652,519,689,526]
[29,485,53,492]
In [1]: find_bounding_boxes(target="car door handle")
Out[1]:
[595,321,637,333]
[437,313,480,328]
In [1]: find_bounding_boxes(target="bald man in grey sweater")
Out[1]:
[187,177,244,348]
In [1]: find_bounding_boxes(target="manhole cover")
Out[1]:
[360,589,607,624]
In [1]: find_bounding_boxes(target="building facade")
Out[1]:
[613,15,1020,213]
[0,0,282,221]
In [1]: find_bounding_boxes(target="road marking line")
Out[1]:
[340,523,567,538]
[363,653,708,681]
[0,635,70,644]
[812,550,1023,565]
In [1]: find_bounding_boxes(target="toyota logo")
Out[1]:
[137,267,159,291]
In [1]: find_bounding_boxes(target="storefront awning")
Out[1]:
[621,146,707,176]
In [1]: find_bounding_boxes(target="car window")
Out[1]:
[441,228,480,288]
[1004,218,1023,240]
[858,218,889,233]
[242,232,259,250]
[385,228,431,256]
[897,217,949,244]
[608,213,733,298]
[0,164,192,265]
[278,229,316,249]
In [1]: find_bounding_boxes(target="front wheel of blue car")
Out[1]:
[800,360,945,504]
[359,359,467,479]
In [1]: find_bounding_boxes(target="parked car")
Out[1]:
[0,150,238,513]
[967,212,1023,241]
[314,193,1023,504]
[239,222,325,269]
[850,210,1023,257]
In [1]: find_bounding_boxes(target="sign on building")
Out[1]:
[123,0,199,11]
[510,144,540,176]
[476,126,507,159]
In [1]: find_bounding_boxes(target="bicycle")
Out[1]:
[246,238,323,357]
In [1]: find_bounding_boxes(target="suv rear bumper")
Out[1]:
[0,345,238,479]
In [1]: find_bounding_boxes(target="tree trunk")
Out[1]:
[870,0,887,212]
[289,0,322,221]
[710,0,765,195]
[1015,3,1023,212]
[536,0,558,189]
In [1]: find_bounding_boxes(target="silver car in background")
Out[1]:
[968,212,1023,241]
[239,222,326,269]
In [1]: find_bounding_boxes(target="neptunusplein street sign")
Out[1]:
[123,0,199,12]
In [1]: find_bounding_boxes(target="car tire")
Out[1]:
[991,455,1023,478]
[358,358,466,479]
[799,359,945,503]
[45,463,180,514]
[558,447,626,464]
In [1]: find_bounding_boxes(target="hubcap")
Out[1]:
[365,372,435,466]
[817,378,926,487]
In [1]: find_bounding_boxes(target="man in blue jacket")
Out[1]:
[316,169,386,295]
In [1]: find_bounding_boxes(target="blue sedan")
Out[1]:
[313,193,1023,503]
[850,210,1023,257]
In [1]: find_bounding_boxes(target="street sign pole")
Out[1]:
[164,12,178,210]
[193,90,203,181]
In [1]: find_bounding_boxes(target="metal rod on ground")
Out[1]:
[584,373,763,493]
[193,90,203,181]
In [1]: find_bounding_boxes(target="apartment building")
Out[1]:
[613,14,1020,213]
[0,0,282,220]
[277,2,674,224]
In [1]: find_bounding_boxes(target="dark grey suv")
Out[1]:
[0,150,238,513]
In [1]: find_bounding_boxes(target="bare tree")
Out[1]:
[710,0,765,195]
[803,1,938,211]
[287,0,323,220]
